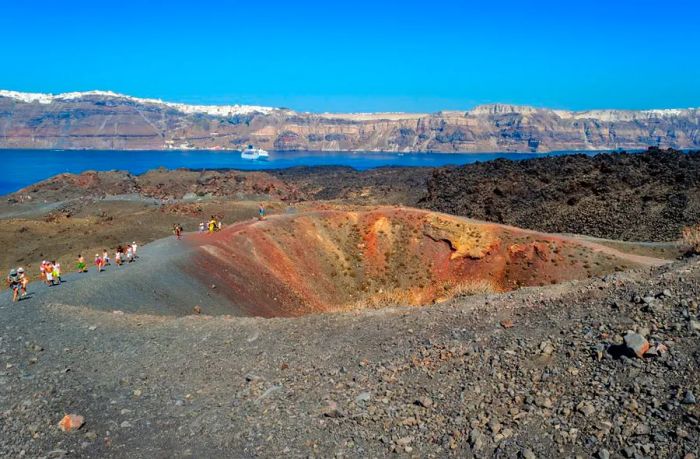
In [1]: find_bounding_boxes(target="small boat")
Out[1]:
[240,145,269,160]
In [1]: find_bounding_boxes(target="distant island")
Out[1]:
[0,89,698,152]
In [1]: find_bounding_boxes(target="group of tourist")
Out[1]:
[5,241,140,302]
[190,205,268,237]
[198,216,223,234]
[193,205,264,235]
[88,242,139,272]
[4,258,65,302]
[6,205,268,303]
[40,260,63,285]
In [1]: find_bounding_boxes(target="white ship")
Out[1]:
[240,145,269,160]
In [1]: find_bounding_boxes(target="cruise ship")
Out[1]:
[240,145,269,160]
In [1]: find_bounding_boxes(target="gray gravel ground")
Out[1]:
[1,249,699,457]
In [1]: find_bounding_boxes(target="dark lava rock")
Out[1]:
[420,148,700,241]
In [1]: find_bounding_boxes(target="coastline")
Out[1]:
[0,147,636,154]
[0,147,661,196]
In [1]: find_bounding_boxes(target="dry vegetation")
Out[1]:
[444,279,500,297]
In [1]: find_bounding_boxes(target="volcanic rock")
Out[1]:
[420,148,700,241]
[58,414,84,433]
[623,333,650,358]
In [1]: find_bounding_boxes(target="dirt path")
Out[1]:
[1,234,241,316]
[452,211,674,267]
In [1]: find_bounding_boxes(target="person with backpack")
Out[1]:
[6,269,21,302]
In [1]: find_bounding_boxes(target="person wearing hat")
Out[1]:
[95,253,105,272]
[6,269,21,302]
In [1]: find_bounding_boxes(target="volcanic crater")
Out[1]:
[183,207,647,317]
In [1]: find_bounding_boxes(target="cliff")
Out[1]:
[1,90,698,152]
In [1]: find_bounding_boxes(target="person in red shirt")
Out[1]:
[95,254,105,272]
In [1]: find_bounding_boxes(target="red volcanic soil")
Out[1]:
[183,207,650,317]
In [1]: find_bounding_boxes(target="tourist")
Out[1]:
[208,217,216,233]
[103,250,111,265]
[6,269,21,302]
[17,267,28,298]
[198,222,205,233]
[52,260,62,285]
[115,247,123,266]
[45,261,55,285]
[76,254,88,273]
[258,203,266,221]
[39,260,48,285]
[126,245,134,263]
[95,253,104,272]
[174,224,182,240]
[132,241,139,259]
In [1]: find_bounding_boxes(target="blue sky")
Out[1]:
[1,0,698,112]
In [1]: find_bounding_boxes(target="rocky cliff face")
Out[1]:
[1,90,698,152]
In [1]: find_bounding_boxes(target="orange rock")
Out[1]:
[193,305,202,314]
[58,414,84,432]
[500,320,514,329]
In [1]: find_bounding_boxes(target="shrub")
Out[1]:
[682,224,700,254]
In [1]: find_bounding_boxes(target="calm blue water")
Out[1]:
[0,149,601,196]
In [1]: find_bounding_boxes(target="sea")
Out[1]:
[0,149,606,196]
